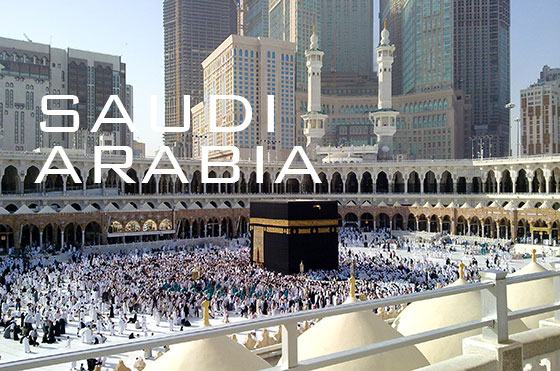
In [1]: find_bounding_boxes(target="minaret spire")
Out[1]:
[369,24,399,161]
[302,26,327,161]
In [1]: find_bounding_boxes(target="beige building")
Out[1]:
[132,140,146,158]
[191,35,295,161]
[521,70,560,155]
[296,88,470,160]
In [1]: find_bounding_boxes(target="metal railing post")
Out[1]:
[280,321,299,369]
[481,270,509,343]
[553,262,560,322]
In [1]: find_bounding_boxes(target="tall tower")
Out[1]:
[302,26,327,160]
[369,22,398,161]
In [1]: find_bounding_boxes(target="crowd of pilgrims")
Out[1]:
[0,227,516,357]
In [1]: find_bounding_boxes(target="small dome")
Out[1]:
[507,250,554,329]
[393,265,528,364]
[145,336,269,371]
[294,278,429,370]
[145,301,269,371]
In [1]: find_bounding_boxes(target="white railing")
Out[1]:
[0,268,559,371]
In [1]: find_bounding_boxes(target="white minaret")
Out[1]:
[302,25,327,160]
[369,21,399,161]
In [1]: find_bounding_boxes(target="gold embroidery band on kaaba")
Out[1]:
[250,218,339,234]
[250,218,339,228]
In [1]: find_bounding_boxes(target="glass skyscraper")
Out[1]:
[163,0,237,154]
[381,0,511,157]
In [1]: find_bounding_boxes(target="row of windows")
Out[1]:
[14,111,24,144]
[0,52,48,66]
[404,99,448,113]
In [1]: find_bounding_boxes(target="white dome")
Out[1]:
[294,278,429,370]
[507,251,554,329]
[146,301,269,371]
[393,267,528,364]
[145,336,269,371]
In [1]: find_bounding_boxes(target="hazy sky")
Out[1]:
[1,1,559,156]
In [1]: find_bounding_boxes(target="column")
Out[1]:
[155,175,160,194]
[82,179,87,195]
[20,178,24,196]
[404,179,409,193]
[341,177,346,193]
[121,179,125,195]
[189,225,193,239]
[82,229,85,246]
[218,224,222,237]
[62,175,67,195]
[138,181,142,195]
[415,219,418,231]
[420,176,425,193]
[39,230,43,246]
[61,230,65,249]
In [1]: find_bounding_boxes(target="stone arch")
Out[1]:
[440,171,453,193]
[0,224,15,251]
[84,222,102,245]
[516,169,529,193]
[456,216,468,235]
[393,172,405,193]
[191,171,202,193]
[392,214,404,230]
[360,172,373,193]
[377,213,390,229]
[23,166,41,193]
[423,171,437,193]
[286,178,300,193]
[360,213,374,230]
[21,224,40,248]
[345,172,358,193]
[331,172,343,193]
[407,171,421,193]
[501,170,513,193]
[316,172,329,193]
[485,170,497,193]
[2,166,19,194]
[407,214,417,231]
[302,175,314,193]
[376,172,389,193]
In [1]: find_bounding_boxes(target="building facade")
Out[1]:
[381,0,511,158]
[0,151,559,250]
[320,0,374,78]
[246,0,270,38]
[520,66,560,155]
[163,0,237,153]
[296,86,470,159]
[190,35,296,161]
[0,37,132,154]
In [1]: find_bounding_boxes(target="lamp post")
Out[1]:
[505,103,515,157]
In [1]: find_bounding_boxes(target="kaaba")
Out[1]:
[250,200,339,274]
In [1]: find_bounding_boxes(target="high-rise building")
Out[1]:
[268,0,320,92]
[381,0,511,158]
[0,37,132,154]
[163,0,237,154]
[379,0,404,95]
[454,0,510,157]
[249,0,375,93]
[520,66,560,155]
[66,48,131,153]
[190,35,296,161]
[246,0,269,38]
[321,0,374,78]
